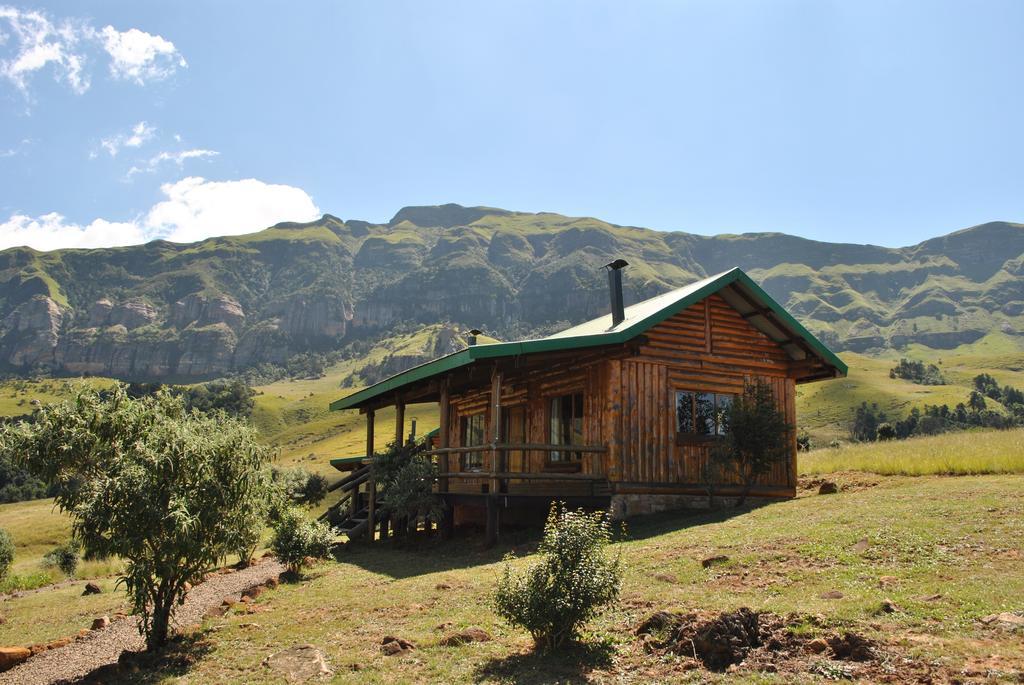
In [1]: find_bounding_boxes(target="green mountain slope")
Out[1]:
[0,203,1021,380]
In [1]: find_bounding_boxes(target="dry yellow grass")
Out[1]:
[800,428,1024,476]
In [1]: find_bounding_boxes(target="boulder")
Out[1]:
[0,646,31,672]
[806,638,829,654]
[818,481,839,495]
[82,582,102,595]
[91,616,110,630]
[263,644,333,682]
[819,590,844,599]
[439,627,492,646]
[243,585,264,600]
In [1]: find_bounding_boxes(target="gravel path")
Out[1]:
[0,558,286,685]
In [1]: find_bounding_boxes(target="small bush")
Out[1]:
[374,441,443,529]
[494,503,622,650]
[42,541,79,577]
[272,467,330,509]
[270,507,335,574]
[0,528,13,580]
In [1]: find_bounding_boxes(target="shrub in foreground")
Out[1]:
[0,528,13,581]
[494,503,622,650]
[271,507,335,574]
[0,386,273,649]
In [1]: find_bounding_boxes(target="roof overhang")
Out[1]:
[329,268,847,412]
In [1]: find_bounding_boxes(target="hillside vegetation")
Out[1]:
[1,203,1021,381]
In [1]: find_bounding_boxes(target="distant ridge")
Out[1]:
[0,204,1020,380]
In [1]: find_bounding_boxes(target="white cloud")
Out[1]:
[0,6,90,94]
[0,177,321,251]
[99,25,185,84]
[126,147,218,176]
[0,212,146,250]
[99,120,156,157]
[0,7,184,96]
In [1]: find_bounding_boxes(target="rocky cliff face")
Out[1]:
[0,206,1021,380]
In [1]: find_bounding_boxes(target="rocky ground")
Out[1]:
[0,558,285,685]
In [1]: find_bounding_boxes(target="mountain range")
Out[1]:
[1,203,1021,381]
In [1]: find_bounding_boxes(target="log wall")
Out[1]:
[444,292,800,497]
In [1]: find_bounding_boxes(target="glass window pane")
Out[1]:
[676,392,694,433]
[695,392,716,435]
[715,394,733,435]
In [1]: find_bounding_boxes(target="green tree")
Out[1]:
[710,379,793,505]
[494,503,621,650]
[0,386,273,649]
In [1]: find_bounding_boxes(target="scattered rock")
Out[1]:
[806,638,829,654]
[826,632,876,661]
[879,599,900,614]
[981,612,1024,627]
[265,577,279,590]
[47,637,72,650]
[701,555,730,569]
[920,593,942,602]
[636,608,761,670]
[183,582,192,593]
[240,622,262,629]
[819,590,844,600]
[818,481,839,495]
[435,622,453,632]
[852,538,870,553]
[29,644,47,656]
[204,604,228,619]
[0,646,31,672]
[82,582,102,595]
[878,575,898,587]
[434,582,452,590]
[243,585,264,600]
[380,636,415,656]
[653,573,677,583]
[263,644,333,682]
[439,627,492,646]
[91,616,110,630]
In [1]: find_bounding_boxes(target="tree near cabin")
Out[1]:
[0,386,273,649]
[710,378,793,505]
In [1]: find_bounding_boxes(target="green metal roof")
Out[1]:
[330,267,847,411]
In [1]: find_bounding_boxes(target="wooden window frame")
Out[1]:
[545,389,585,472]
[674,389,735,446]
[459,412,486,471]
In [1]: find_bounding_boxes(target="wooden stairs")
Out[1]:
[319,463,383,540]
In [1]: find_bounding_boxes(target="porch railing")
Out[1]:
[425,443,610,497]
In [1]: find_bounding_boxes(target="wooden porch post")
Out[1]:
[439,379,453,539]
[365,409,375,543]
[486,366,502,547]
[395,396,406,447]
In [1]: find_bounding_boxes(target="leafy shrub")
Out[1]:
[0,528,13,581]
[271,466,329,510]
[270,507,335,574]
[709,379,793,505]
[494,503,622,650]
[373,441,443,530]
[890,359,946,385]
[42,541,79,577]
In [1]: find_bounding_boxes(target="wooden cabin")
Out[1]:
[328,264,846,544]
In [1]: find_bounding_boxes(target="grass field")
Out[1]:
[801,428,1024,476]
[89,472,1024,683]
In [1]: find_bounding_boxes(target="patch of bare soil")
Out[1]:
[635,608,955,682]
[799,472,881,495]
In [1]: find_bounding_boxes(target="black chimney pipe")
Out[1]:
[468,328,482,346]
[603,259,628,327]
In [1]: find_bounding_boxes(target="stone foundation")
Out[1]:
[610,493,746,519]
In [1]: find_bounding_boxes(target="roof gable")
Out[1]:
[330,268,847,411]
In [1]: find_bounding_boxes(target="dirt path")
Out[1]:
[0,558,286,685]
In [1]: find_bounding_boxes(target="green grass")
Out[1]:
[91,472,1024,683]
[801,428,1024,476]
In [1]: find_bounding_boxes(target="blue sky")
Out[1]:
[1,1,1022,251]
